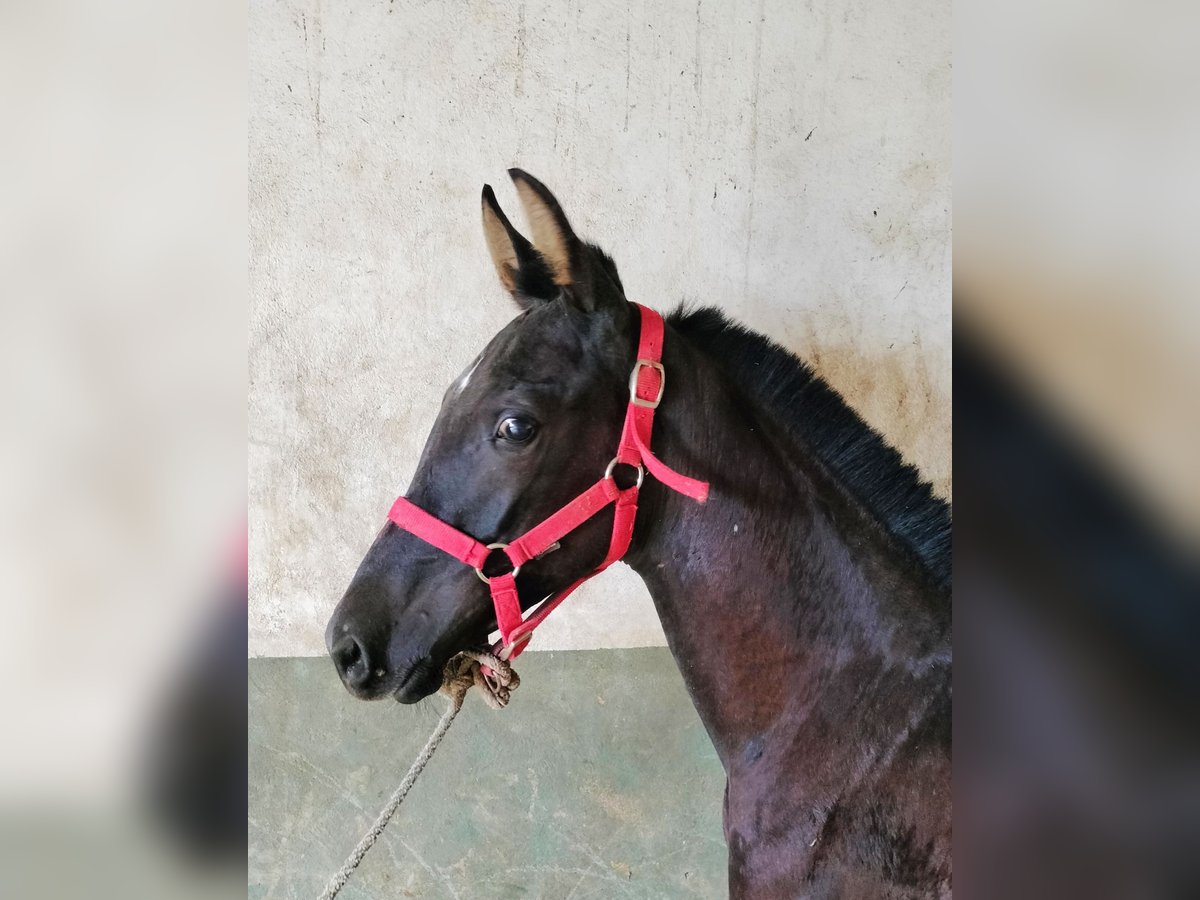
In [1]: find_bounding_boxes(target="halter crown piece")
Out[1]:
[386,304,709,665]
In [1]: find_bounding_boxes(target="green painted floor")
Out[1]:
[249,649,729,899]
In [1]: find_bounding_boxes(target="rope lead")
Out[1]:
[318,651,519,900]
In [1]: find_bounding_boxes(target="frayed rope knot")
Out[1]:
[440,648,520,711]
[318,650,519,900]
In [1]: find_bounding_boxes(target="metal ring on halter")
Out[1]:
[475,542,520,583]
[498,632,532,661]
[604,456,645,489]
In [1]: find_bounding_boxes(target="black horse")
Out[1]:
[327,171,952,898]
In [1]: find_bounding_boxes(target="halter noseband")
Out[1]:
[386,304,709,663]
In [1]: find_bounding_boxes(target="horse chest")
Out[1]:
[721,747,951,899]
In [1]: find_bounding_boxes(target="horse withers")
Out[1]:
[326,170,952,898]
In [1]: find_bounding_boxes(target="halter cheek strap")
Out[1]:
[386,304,709,662]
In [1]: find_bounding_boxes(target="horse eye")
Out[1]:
[497,416,536,443]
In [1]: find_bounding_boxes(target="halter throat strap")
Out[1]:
[386,303,709,661]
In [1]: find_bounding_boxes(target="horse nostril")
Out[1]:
[331,634,371,688]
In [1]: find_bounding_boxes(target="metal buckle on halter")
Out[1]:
[497,632,532,661]
[604,456,645,489]
[628,359,665,409]
[474,542,520,583]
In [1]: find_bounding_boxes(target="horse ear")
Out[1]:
[481,184,557,309]
[503,170,627,317]
[508,169,579,288]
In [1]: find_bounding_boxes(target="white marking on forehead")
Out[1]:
[453,356,482,397]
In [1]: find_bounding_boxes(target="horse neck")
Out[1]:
[624,323,950,771]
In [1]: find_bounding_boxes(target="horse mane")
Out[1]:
[668,305,952,590]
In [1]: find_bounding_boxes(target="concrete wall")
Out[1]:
[250,650,730,898]
[249,0,952,657]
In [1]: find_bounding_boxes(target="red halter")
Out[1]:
[386,304,709,662]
